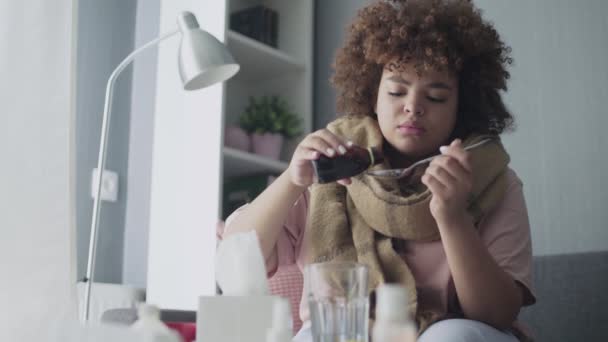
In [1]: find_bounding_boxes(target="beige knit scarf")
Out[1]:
[307,115,510,333]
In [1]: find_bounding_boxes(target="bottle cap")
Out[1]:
[132,303,178,340]
[137,303,161,320]
[376,284,409,323]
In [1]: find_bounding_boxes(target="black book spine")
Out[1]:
[271,10,278,48]
[229,5,278,48]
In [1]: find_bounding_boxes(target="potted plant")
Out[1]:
[239,95,302,159]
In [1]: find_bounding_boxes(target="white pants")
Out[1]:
[292,321,311,342]
[293,319,518,342]
[418,319,518,342]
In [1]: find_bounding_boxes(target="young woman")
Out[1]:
[224,1,535,340]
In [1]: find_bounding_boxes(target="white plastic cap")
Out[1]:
[132,303,179,341]
[137,303,161,320]
[376,284,409,323]
[267,298,293,342]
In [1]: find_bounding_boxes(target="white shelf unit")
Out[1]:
[221,0,314,217]
[223,147,289,178]
[227,30,305,82]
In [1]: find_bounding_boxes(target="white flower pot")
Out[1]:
[251,133,283,160]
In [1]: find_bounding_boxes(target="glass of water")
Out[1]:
[305,262,369,342]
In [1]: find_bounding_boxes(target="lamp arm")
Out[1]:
[82,28,180,322]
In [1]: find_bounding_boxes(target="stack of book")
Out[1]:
[230,5,278,48]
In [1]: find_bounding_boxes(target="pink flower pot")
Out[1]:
[224,125,251,152]
[251,133,284,159]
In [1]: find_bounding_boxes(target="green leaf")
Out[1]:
[237,95,303,138]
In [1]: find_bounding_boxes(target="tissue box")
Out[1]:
[47,320,182,342]
[196,296,280,342]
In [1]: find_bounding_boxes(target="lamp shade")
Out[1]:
[177,12,239,90]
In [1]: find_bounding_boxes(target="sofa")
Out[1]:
[103,251,608,341]
[519,251,608,341]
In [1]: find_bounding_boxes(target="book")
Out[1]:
[230,5,278,48]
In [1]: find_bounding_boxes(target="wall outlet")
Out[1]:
[91,168,119,202]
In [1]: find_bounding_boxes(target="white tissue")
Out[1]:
[267,298,293,342]
[215,230,269,295]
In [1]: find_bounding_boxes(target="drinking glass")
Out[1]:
[305,262,369,342]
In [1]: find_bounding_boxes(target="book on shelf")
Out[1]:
[230,5,278,48]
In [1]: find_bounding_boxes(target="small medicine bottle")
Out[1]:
[372,284,417,342]
[312,145,384,183]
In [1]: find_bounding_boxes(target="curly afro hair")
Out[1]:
[331,0,514,137]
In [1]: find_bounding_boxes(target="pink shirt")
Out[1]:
[226,168,536,324]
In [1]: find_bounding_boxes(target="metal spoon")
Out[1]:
[365,138,495,179]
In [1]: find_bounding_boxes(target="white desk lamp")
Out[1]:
[82,11,239,322]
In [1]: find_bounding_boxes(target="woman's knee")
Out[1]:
[418,319,516,342]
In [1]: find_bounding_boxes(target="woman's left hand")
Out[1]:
[421,139,473,225]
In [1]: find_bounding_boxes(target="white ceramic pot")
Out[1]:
[224,125,251,152]
[251,133,283,159]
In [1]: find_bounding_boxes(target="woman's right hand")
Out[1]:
[287,128,353,188]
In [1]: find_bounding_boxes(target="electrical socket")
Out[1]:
[91,168,119,202]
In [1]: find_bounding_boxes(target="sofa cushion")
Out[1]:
[520,251,608,342]
[101,308,196,325]
[77,282,145,322]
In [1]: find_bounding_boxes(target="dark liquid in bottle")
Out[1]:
[312,146,384,184]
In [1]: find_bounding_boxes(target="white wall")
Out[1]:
[474,0,608,255]
[75,0,137,283]
[314,0,371,129]
[123,0,161,289]
[315,0,608,256]
[146,0,227,310]
[0,0,77,339]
